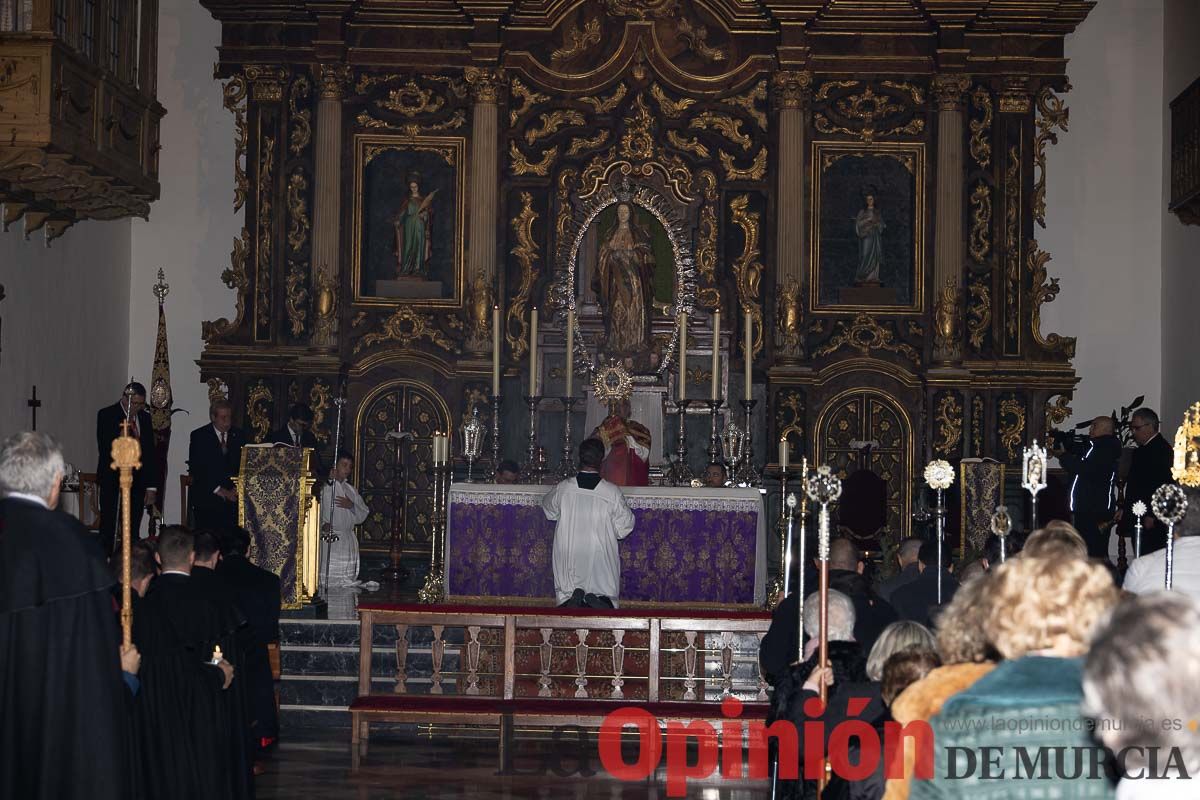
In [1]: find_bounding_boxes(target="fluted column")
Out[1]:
[310,64,350,348]
[932,74,971,365]
[463,67,506,355]
[771,71,812,364]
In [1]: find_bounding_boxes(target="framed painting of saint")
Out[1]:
[809,141,926,313]
[351,134,466,307]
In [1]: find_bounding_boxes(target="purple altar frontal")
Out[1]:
[445,484,767,606]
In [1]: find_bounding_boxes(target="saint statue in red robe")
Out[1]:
[592,398,651,487]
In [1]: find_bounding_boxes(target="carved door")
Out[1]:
[354,381,449,554]
[816,390,913,541]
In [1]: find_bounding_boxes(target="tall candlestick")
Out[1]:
[565,307,574,397]
[491,305,501,397]
[711,309,721,401]
[743,312,752,400]
[529,307,539,397]
[678,312,688,402]
[779,437,789,471]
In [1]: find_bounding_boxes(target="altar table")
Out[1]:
[445,484,766,606]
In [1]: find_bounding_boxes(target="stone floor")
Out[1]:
[256,732,773,799]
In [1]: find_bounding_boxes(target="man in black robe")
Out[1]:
[134,525,244,800]
[217,526,282,747]
[96,382,159,555]
[0,431,133,800]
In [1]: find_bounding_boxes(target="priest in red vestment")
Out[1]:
[592,398,651,487]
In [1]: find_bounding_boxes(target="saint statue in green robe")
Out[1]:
[393,174,437,278]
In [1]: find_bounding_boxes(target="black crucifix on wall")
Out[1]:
[27,385,41,431]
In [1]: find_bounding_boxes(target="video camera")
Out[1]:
[1049,426,1088,451]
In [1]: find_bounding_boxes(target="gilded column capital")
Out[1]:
[932,74,971,111]
[245,65,290,103]
[317,63,352,100]
[770,70,812,112]
[464,67,506,105]
[999,77,1032,114]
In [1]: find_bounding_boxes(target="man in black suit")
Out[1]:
[96,382,159,555]
[1054,415,1122,560]
[1119,407,1175,555]
[892,539,959,628]
[217,527,282,746]
[267,402,324,478]
[189,399,245,530]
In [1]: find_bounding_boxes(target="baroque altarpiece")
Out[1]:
[196,0,1090,563]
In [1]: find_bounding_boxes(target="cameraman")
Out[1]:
[1052,415,1120,560]
[1118,407,1174,555]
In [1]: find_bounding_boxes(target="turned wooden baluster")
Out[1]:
[610,629,626,700]
[755,632,769,701]
[465,625,482,696]
[719,631,735,697]
[683,630,698,701]
[430,624,446,695]
[394,624,409,694]
[574,628,590,699]
[538,628,553,698]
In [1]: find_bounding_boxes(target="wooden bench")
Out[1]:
[350,601,773,769]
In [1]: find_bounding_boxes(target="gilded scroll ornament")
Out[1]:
[694,170,719,307]
[1034,86,1069,229]
[651,84,696,119]
[508,191,540,360]
[288,75,311,156]
[719,148,767,182]
[970,86,993,169]
[666,130,709,159]
[675,15,726,63]
[202,228,252,342]
[966,281,991,350]
[775,389,805,445]
[222,75,249,212]
[566,131,610,158]
[247,381,273,443]
[465,275,494,353]
[286,170,309,254]
[579,83,627,114]
[310,380,332,444]
[933,279,962,361]
[356,110,466,137]
[463,67,505,104]
[378,80,445,116]
[771,71,813,112]
[604,0,678,18]
[354,307,457,354]
[813,314,920,364]
[815,80,859,103]
[971,395,985,457]
[509,142,559,176]
[1045,394,1073,435]
[1028,240,1077,357]
[284,261,308,337]
[998,397,1026,462]
[312,267,338,343]
[509,78,550,126]
[525,110,585,146]
[729,195,764,359]
[969,181,991,263]
[551,17,601,63]
[207,378,229,404]
[255,135,276,338]
[881,80,925,107]
[775,277,804,360]
[688,112,751,150]
[1004,146,1020,340]
[934,393,964,457]
[813,85,924,144]
[724,79,768,129]
[620,95,657,161]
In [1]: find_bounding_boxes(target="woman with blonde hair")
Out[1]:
[866,620,936,683]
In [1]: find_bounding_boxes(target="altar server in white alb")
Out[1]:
[541,437,636,609]
[320,451,373,589]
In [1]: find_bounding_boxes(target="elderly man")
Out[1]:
[1124,486,1200,602]
[96,381,159,554]
[591,398,651,487]
[879,536,923,602]
[188,399,245,530]
[1054,414,1121,560]
[701,462,728,488]
[1120,407,1175,555]
[541,438,635,609]
[0,432,135,800]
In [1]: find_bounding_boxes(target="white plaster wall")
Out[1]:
[128,0,237,522]
[0,219,131,470]
[1040,0,1164,429]
[1161,0,1200,430]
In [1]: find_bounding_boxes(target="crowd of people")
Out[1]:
[1,431,281,800]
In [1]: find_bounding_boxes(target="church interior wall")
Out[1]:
[1040,0,1165,430]
[1161,0,1200,427]
[0,220,132,470]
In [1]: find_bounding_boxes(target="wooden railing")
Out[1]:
[1170,76,1200,226]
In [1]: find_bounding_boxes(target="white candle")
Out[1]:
[779,437,789,471]
[744,311,753,401]
[711,309,721,401]
[433,433,442,466]
[529,307,539,397]
[678,312,688,402]
[565,307,575,398]
[491,305,501,398]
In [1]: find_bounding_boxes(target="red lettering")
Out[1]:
[598,707,662,782]
[664,719,719,797]
[747,720,800,780]
[721,697,745,778]
[828,719,879,781]
[883,720,935,780]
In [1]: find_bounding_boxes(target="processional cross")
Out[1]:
[27,385,41,430]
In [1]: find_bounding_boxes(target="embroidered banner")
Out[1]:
[239,444,306,607]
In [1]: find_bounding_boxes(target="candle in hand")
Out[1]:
[744,311,752,401]
[565,307,575,398]
[491,305,501,398]
[711,309,721,401]
[779,437,789,471]
[529,307,539,397]
[678,312,688,402]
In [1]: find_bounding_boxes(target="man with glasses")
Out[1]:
[1119,407,1174,555]
[268,402,324,479]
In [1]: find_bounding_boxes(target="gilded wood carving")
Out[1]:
[729,194,764,359]
[933,392,964,457]
[1028,240,1077,357]
[508,191,541,360]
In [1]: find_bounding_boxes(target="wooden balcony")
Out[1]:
[1171,75,1200,226]
[0,0,163,242]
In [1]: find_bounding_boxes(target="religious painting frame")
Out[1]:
[350,133,468,310]
[809,141,926,315]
